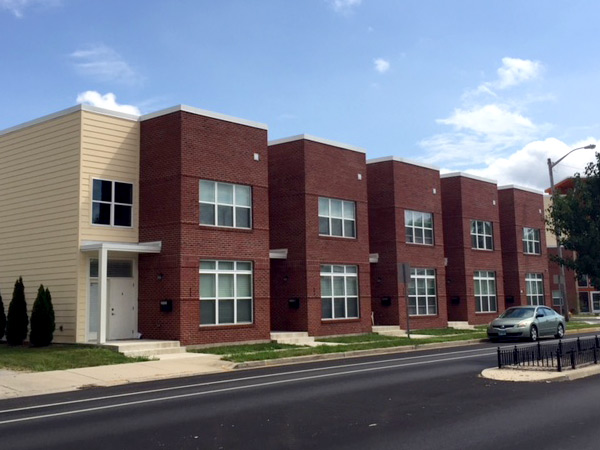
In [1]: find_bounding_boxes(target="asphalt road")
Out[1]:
[1,337,600,450]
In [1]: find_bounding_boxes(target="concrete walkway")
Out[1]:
[0,353,235,399]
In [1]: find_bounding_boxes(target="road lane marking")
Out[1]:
[0,352,496,425]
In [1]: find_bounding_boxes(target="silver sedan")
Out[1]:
[487,306,566,342]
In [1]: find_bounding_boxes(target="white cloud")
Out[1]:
[373,58,390,74]
[328,0,362,14]
[76,91,141,116]
[464,138,599,191]
[0,0,60,17]
[438,104,535,136]
[495,57,542,89]
[70,44,142,85]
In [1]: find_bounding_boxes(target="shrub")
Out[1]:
[6,277,28,346]
[0,291,6,341]
[30,285,55,347]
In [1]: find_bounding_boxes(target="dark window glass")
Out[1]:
[114,182,133,204]
[235,208,251,228]
[217,205,234,227]
[114,205,132,227]
[93,179,112,202]
[92,203,111,225]
[200,203,215,225]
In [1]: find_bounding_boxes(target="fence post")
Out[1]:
[577,337,581,352]
[571,350,576,370]
[537,341,541,361]
[557,348,562,372]
[596,335,599,349]
[514,346,519,365]
[594,346,598,365]
[497,347,502,368]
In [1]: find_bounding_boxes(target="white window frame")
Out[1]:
[199,260,253,326]
[522,227,541,255]
[320,265,359,319]
[199,180,252,229]
[91,178,133,228]
[408,268,437,315]
[526,273,545,306]
[405,211,434,245]
[471,220,493,250]
[318,197,356,238]
[474,270,497,313]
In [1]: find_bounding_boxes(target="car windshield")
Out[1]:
[499,307,535,319]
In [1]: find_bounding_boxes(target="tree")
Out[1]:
[6,277,28,346]
[0,291,6,341]
[30,285,55,347]
[547,153,600,288]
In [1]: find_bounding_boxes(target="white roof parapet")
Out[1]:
[269,248,288,259]
[268,134,366,154]
[80,241,162,253]
[0,104,139,137]
[497,184,544,195]
[140,105,268,130]
[367,156,440,171]
[440,171,497,185]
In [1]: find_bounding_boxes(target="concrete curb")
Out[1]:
[481,364,600,383]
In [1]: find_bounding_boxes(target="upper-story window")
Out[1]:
[471,220,493,250]
[522,227,541,255]
[318,197,356,238]
[405,210,434,245]
[92,179,133,227]
[199,180,251,229]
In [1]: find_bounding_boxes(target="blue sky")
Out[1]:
[2,0,599,190]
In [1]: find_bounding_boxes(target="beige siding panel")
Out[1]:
[0,112,82,343]
[77,112,140,341]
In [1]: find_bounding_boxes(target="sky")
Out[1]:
[2,0,600,191]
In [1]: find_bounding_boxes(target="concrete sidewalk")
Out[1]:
[0,353,235,399]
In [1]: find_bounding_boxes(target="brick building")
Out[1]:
[138,106,271,346]
[497,186,550,310]
[367,157,447,330]
[268,135,372,337]
[441,173,505,325]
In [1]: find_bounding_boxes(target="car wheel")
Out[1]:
[555,324,565,339]
[530,325,538,342]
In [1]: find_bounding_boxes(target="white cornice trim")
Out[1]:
[497,184,544,195]
[367,156,439,171]
[268,134,366,154]
[0,104,139,136]
[140,105,268,130]
[80,241,162,254]
[440,171,497,185]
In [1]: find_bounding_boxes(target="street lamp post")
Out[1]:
[547,144,596,321]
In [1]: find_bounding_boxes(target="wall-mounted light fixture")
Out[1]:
[157,273,164,281]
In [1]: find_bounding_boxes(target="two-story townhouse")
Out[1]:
[367,157,447,330]
[498,186,551,311]
[268,135,372,337]
[441,173,505,325]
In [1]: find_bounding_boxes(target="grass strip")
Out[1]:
[0,344,148,372]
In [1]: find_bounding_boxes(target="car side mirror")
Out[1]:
[536,313,543,318]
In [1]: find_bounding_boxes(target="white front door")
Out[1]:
[108,278,137,340]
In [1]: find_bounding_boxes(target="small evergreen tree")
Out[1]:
[6,277,28,346]
[0,291,6,341]
[30,285,55,347]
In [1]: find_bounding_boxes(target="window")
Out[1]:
[552,290,562,307]
[471,220,493,250]
[522,227,541,255]
[321,265,359,319]
[526,273,545,306]
[92,179,133,227]
[577,275,589,287]
[199,260,253,325]
[318,197,356,238]
[89,259,133,278]
[405,211,434,245]
[199,180,251,229]
[408,268,437,315]
[474,271,497,312]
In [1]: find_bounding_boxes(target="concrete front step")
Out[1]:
[447,321,476,330]
[103,340,186,358]
[270,332,316,346]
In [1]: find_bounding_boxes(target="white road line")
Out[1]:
[0,346,496,415]
[0,351,496,426]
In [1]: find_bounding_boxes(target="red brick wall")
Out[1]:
[269,138,372,336]
[498,188,550,309]
[139,110,271,346]
[441,175,505,325]
[368,160,447,329]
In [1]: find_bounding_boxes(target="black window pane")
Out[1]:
[322,298,332,319]
[235,207,251,228]
[344,220,355,238]
[114,182,133,204]
[200,203,215,225]
[319,217,329,235]
[218,300,235,324]
[217,205,234,226]
[331,218,343,236]
[92,202,111,225]
[201,300,216,325]
[114,205,132,227]
[93,180,112,202]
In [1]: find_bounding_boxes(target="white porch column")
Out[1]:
[98,245,108,344]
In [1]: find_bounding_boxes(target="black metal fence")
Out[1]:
[497,336,600,372]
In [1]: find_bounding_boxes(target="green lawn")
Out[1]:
[0,344,148,372]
